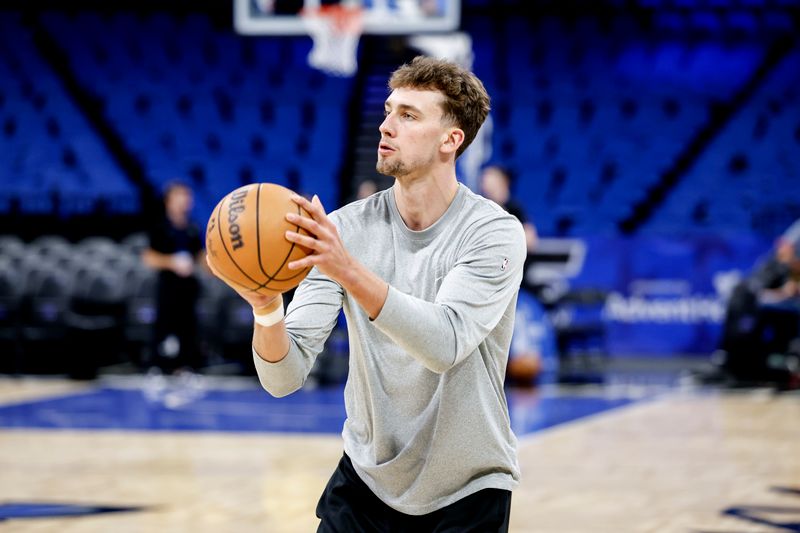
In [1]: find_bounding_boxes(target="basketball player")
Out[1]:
[209,56,526,531]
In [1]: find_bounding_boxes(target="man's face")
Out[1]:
[166,185,194,216]
[376,88,451,178]
[481,168,510,205]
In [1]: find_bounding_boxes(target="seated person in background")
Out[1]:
[714,226,800,383]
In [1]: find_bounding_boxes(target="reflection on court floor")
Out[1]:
[0,377,638,435]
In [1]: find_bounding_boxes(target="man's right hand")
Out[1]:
[205,254,290,363]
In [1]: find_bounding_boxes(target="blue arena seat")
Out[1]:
[469,11,780,236]
[35,10,356,225]
[644,46,800,237]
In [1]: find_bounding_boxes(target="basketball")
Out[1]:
[205,183,313,295]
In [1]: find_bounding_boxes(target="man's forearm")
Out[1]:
[337,260,389,320]
[252,299,292,363]
[142,249,172,270]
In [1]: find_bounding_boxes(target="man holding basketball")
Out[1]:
[209,56,525,531]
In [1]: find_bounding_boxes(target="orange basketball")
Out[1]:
[206,183,313,295]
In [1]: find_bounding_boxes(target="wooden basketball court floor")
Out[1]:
[0,367,798,533]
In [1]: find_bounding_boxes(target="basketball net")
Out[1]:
[301,4,364,77]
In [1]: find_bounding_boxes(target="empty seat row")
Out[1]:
[39,10,355,227]
[645,47,800,237]
[0,13,139,216]
[0,233,270,376]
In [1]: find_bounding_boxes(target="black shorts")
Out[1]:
[316,453,512,533]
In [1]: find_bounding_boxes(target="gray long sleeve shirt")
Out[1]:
[253,183,526,515]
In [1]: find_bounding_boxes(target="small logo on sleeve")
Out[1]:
[501,258,509,271]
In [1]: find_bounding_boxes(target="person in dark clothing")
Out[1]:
[142,180,205,374]
[479,165,537,252]
[714,229,800,384]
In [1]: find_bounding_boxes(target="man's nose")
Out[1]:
[379,115,395,137]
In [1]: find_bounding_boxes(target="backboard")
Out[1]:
[234,0,461,35]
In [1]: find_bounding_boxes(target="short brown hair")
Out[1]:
[388,55,490,158]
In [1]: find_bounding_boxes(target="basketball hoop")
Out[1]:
[301,4,364,77]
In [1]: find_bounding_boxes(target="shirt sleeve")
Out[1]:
[371,215,527,373]
[252,265,345,397]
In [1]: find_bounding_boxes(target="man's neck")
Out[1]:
[168,210,188,229]
[393,173,459,231]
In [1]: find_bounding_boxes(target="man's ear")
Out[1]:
[440,127,465,155]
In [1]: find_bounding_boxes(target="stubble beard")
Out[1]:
[376,157,408,178]
[377,151,437,178]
